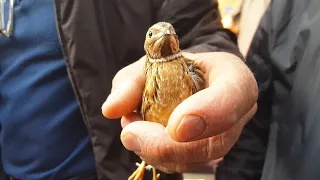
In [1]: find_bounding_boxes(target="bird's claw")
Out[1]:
[130,162,160,180]
[145,165,153,171]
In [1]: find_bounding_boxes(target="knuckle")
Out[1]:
[186,139,211,162]
[206,138,217,160]
[218,134,229,157]
[205,136,226,160]
[217,132,235,158]
[191,141,206,161]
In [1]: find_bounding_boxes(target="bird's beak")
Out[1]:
[163,29,173,35]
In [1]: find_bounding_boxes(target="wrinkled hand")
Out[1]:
[101,52,258,173]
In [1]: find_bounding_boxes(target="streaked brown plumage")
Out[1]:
[142,22,204,126]
[129,22,205,180]
[142,56,199,126]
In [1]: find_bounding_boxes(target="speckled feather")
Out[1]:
[141,22,205,126]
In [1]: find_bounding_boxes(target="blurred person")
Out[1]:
[237,0,270,56]
[216,0,320,180]
[218,0,270,57]
[217,0,242,35]
[0,0,257,180]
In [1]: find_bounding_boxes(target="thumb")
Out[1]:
[166,52,258,142]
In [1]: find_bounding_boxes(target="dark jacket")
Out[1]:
[52,0,241,179]
[216,0,320,180]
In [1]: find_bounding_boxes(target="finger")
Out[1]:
[206,158,223,166]
[121,112,142,128]
[167,52,258,142]
[120,105,256,164]
[217,103,257,151]
[101,56,146,119]
[139,158,204,174]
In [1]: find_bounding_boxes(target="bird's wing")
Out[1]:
[184,57,205,93]
[141,64,157,121]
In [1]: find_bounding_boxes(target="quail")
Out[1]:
[129,22,205,180]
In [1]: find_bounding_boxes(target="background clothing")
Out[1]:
[217,0,320,179]
[0,1,95,179]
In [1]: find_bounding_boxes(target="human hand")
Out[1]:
[102,52,258,173]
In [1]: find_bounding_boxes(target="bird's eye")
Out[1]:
[148,31,153,38]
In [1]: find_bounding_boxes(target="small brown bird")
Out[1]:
[129,22,205,180]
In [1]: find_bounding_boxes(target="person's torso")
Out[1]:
[0,1,96,179]
[262,0,320,179]
[53,0,213,179]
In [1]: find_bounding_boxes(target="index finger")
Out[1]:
[120,105,256,163]
[101,56,146,119]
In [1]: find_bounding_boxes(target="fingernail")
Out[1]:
[176,115,206,141]
[121,133,142,152]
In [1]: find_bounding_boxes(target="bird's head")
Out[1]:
[144,22,181,62]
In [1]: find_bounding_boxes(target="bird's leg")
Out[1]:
[128,161,161,180]
[128,161,146,180]
[152,166,160,180]
[142,164,160,180]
